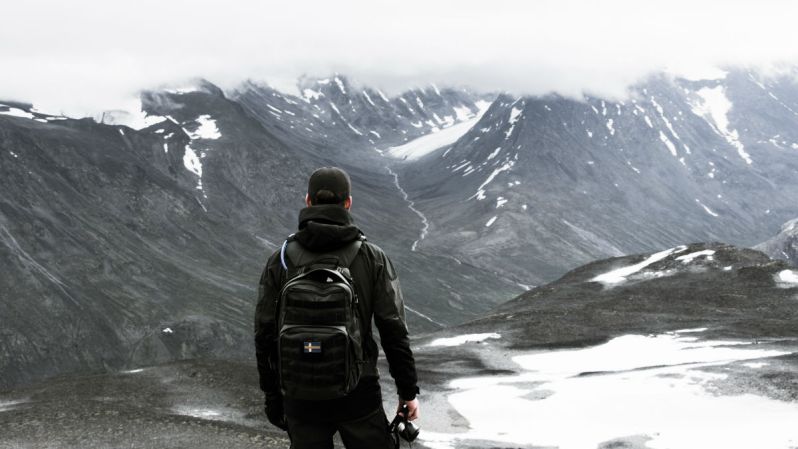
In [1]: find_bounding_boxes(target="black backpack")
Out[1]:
[276,236,365,400]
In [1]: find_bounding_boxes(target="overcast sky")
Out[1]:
[2,0,798,116]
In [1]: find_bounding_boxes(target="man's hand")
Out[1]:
[264,393,288,431]
[397,398,420,421]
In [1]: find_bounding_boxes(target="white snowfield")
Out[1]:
[591,245,688,286]
[428,333,501,347]
[387,102,491,160]
[421,331,798,449]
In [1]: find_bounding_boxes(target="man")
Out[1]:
[254,166,420,449]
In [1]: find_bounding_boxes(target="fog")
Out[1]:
[1,0,797,116]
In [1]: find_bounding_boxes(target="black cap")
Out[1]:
[307,167,351,205]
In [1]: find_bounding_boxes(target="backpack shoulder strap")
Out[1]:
[284,240,312,269]
[336,238,363,269]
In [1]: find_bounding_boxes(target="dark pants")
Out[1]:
[287,407,395,449]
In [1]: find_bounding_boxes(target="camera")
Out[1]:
[388,404,420,444]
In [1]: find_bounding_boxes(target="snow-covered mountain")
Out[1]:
[230,75,489,158]
[396,69,798,285]
[3,68,798,389]
[0,77,515,389]
[4,68,798,447]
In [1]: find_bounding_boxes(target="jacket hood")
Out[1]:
[294,205,363,252]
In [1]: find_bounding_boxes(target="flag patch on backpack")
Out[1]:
[303,341,322,353]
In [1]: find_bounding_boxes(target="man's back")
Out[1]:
[254,167,419,448]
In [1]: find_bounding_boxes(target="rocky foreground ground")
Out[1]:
[2,243,798,448]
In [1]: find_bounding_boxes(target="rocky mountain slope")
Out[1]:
[0,91,295,389]
[0,79,516,389]
[756,217,798,267]
[396,69,798,285]
[4,68,798,391]
[434,242,798,344]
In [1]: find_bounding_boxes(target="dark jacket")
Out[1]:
[254,204,419,422]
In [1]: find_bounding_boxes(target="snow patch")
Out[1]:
[485,216,498,227]
[673,327,708,333]
[362,90,376,106]
[0,106,35,119]
[386,102,491,160]
[776,269,798,287]
[347,123,364,136]
[429,333,500,347]
[0,399,28,412]
[171,406,239,422]
[743,362,768,369]
[186,115,221,140]
[691,86,752,165]
[303,89,323,101]
[695,199,719,217]
[675,250,715,263]
[182,146,202,178]
[606,118,615,135]
[504,106,523,139]
[472,161,514,200]
[659,131,678,157]
[334,76,346,94]
[592,246,687,286]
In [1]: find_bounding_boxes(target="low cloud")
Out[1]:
[2,0,797,116]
